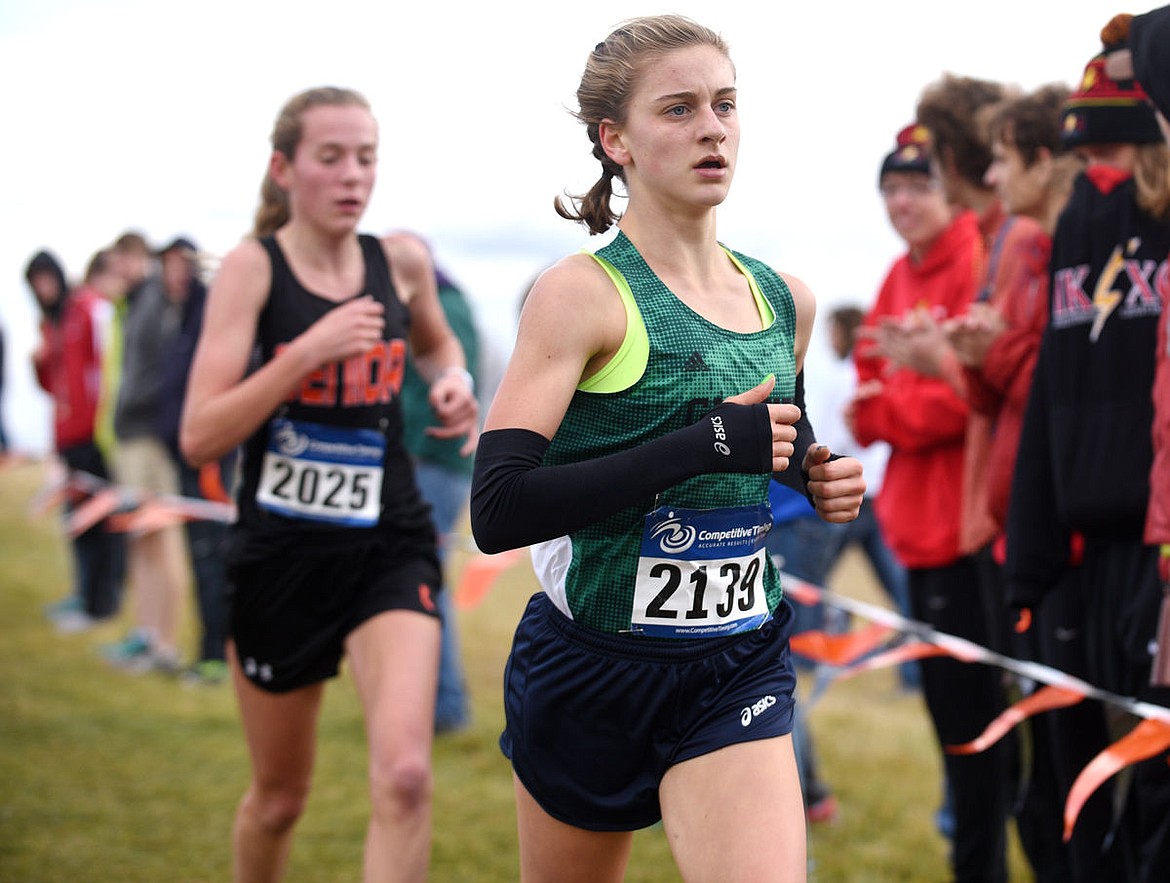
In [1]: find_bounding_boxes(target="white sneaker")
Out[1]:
[53,610,96,634]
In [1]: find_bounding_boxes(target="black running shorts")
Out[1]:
[500,592,796,830]
[227,532,441,693]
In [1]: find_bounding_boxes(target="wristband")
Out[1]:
[438,366,474,395]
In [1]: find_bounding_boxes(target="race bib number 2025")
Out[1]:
[256,418,385,526]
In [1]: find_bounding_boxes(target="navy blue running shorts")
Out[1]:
[227,532,442,693]
[500,591,797,831]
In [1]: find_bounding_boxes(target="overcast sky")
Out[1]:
[0,0,1128,453]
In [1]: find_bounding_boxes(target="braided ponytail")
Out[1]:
[555,15,728,235]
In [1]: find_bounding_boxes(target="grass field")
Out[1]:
[0,458,1034,881]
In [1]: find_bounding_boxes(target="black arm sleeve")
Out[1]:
[470,400,773,554]
[774,370,818,500]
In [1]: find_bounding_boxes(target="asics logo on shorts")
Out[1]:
[740,694,776,727]
[649,516,697,554]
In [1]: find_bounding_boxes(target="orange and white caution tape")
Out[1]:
[777,568,1170,839]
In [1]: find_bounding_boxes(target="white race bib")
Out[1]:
[631,503,772,637]
[256,418,385,526]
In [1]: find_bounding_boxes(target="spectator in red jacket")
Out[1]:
[848,116,1014,883]
[28,248,127,631]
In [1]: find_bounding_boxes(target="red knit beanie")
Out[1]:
[879,123,933,184]
[1062,13,1162,147]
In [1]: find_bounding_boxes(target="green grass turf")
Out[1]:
[0,458,1033,881]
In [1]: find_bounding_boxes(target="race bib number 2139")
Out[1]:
[631,503,772,638]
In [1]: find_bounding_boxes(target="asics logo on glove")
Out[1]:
[710,414,731,456]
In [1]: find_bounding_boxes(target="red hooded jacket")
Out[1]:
[33,285,112,451]
[852,210,982,568]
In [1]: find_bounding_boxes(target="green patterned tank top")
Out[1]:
[532,231,798,633]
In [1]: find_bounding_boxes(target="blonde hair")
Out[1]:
[554,15,730,235]
[1135,143,1170,222]
[252,86,372,238]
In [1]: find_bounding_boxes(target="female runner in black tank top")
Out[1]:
[180,87,477,883]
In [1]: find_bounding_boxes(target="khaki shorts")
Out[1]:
[113,437,179,495]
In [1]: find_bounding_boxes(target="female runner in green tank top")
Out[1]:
[470,15,866,883]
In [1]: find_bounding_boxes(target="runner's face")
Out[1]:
[281,104,378,233]
[609,45,738,212]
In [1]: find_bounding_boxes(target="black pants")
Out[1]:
[178,462,230,663]
[967,547,1066,883]
[1018,566,1128,882]
[909,557,1011,883]
[1078,539,1170,883]
[60,442,125,619]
